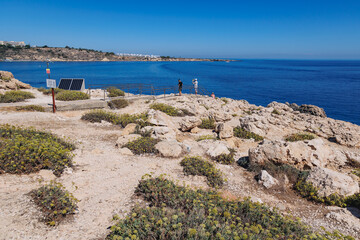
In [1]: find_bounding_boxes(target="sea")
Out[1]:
[0,60,359,125]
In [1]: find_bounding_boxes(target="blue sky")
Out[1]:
[1,0,360,59]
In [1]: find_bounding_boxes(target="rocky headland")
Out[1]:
[0,71,359,239]
[0,45,228,62]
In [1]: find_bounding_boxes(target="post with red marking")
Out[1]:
[46,62,56,113]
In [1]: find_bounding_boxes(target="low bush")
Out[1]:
[285,133,315,142]
[107,87,125,97]
[150,103,181,116]
[180,156,224,187]
[81,110,148,127]
[0,90,35,103]
[233,127,264,141]
[56,90,89,101]
[30,182,78,226]
[38,87,64,95]
[107,176,353,240]
[124,137,159,155]
[16,105,45,112]
[352,169,360,178]
[134,125,153,137]
[199,117,215,129]
[108,99,129,109]
[272,109,281,115]
[0,124,75,176]
[212,148,236,165]
[196,134,216,141]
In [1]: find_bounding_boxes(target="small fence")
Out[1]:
[87,83,210,99]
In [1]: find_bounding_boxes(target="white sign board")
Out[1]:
[46,79,57,88]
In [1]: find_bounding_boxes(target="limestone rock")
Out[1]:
[143,126,177,140]
[0,71,31,90]
[257,170,279,189]
[147,109,177,129]
[119,147,134,156]
[0,71,14,81]
[179,116,202,132]
[306,167,359,197]
[216,122,234,139]
[121,123,137,136]
[248,139,347,169]
[155,140,183,157]
[287,103,327,117]
[205,141,230,158]
[115,134,141,147]
[37,169,57,181]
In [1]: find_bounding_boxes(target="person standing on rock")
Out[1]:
[178,79,183,96]
[192,78,198,95]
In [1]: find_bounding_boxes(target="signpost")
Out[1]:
[46,62,56,113]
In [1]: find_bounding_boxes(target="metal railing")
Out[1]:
[87,83,209,99]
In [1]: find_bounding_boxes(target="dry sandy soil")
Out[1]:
[1,99,360,240]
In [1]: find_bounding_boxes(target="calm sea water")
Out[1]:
[0,60,359,125]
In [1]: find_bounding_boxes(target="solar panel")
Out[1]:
[58,79,72,90]
[58,78,85,91]
[70,79,84,91]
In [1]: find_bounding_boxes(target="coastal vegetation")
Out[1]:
[30,181,78,226]
[196,134,216,141]
[107,175,353,240]
[212,148,236,165]
[0,90,35,103]
[108,99,129,109]
[0,124,75,176]
[150,103,193,117]
[199,117,215,129]
[81,110,148,127]
[38,87,64,95]
[233,127,264,141]
[107,87,125,97]
[16,105,45,112]
[285,133,316,142]
[180,156,224,187]
[124,137,159,155]
[56,90,90,101]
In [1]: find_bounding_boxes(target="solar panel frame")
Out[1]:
[70,79,84,91]
[58,79,72,90]
[58,78,85,91]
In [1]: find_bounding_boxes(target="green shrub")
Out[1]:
[196,134,216,141]
[107,176,353,240]
[285,133,315,142]
[352,169,360,178]
[272,109,281,115]
[150,103,181,116]
[108,99,129,109]
[30,181,78,226]
[56,90,89,101]
[234,127,264,141]
[0,124,75,176]
[124,137,159,155]
[134,125,153,137]
[199,117,215,129]
[16,105,45,112]
[180,156,224,187]
[107,87,125,97]
[213,148,236,165]
[38,87,64,95]
[0,90,35,103]
[81,110,148,127]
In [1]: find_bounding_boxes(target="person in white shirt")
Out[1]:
[192,78,198,95]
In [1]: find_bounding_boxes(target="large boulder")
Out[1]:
[147,109,178,129]
[287,103,327,118]
[115,134,141,147]
[0,71,31,90]
[257,170,279,189]
[215,122,234,139]
[0,71,14,81]
[142,126,177,140]
[120,123,137,136]
[179,116,202,132]
[306,167,359,197]
[248,139,347,169]
[204,141,230,158]
[155,140,183,157]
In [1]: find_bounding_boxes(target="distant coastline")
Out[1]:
[0,44,232,62]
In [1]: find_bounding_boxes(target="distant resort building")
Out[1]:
[116,53,160,58]
[0,41,26,47]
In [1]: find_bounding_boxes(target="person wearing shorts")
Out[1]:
[192,78,198,95]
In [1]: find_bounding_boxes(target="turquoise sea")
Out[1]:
[0,60,359,125]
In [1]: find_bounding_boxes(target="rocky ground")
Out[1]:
[0,72,360,239]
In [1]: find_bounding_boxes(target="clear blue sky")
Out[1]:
[1,0,360,59]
